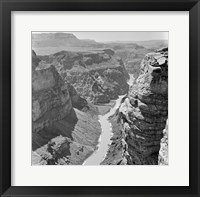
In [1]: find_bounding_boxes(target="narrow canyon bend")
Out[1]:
[32,33,168,165]
[83,95,125,165]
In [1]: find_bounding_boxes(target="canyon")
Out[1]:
[32,48,129,165]
[32,32,168,165]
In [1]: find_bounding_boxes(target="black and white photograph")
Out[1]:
[32,31,168,165]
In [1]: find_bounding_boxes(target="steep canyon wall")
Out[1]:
[102,48,168,165]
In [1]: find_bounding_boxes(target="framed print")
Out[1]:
[0,0,199,196]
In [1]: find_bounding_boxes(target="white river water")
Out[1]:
[83,74,134,165]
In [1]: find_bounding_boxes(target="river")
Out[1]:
[83,74,134,165]
[83,95,125,165]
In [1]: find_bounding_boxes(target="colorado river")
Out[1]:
[83,74,133,165]
[83,95,125,165]
[127,74,134,86]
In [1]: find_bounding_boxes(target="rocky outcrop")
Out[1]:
[67,83,88,110]
[108,41,167,79]
[100,109,128,165]
[102,47,168,165]
[158,120,168,165]
[32,50,101,165]
[38,49,129,104]
[32,63,73,133]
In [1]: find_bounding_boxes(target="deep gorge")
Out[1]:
[32,33,168,165]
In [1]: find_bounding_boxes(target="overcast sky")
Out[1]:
[33,31,168,42]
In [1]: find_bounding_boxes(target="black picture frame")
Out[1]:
[0,0,199,196]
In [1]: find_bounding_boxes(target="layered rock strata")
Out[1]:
[32,64,73,133]
[38,49,129,104]
[102,48,168,165]
[32,51,101,165]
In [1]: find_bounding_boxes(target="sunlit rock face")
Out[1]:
[38,49,129,104]
[121,47,168,164]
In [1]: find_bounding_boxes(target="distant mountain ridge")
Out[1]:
[32,33,99,49]
[32,33,78,40]
[32,32,168,80]
[32,33,167,55]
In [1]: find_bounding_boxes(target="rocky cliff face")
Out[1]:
[32,63,73,133]
[32,50,101,165]
[38,49,129,104]
[102,48,168,165]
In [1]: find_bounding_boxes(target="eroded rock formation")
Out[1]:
[38,49,129,104]
[32,65,73,133]
[32,50,101,165]
[102,48,168,165]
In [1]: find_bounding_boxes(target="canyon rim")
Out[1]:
[32,31,168,165]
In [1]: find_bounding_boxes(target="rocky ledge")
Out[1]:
[38,49,129,104]
[32,51,101,165]
[102,47,168,165]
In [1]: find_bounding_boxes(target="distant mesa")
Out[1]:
[32,32,98,49]
[32,33,78,40]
